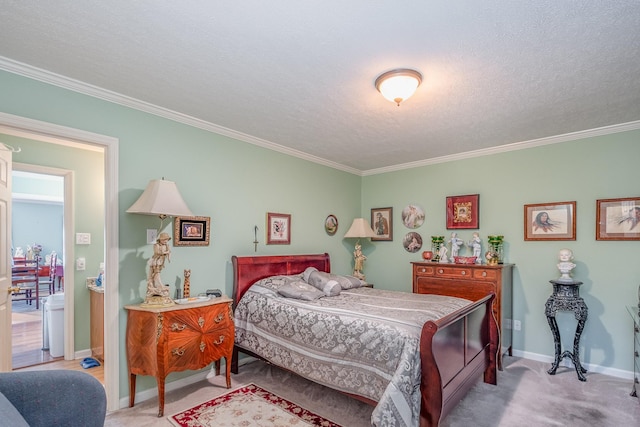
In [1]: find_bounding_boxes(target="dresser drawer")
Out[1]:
[414,265,435,276]
[473,268,499,281]
[433,266,472,279]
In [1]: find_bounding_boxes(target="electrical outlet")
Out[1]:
[513,320,521,331]
[76,257,86,271]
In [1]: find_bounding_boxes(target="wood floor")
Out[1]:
[11,302,104,384]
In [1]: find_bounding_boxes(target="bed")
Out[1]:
[231,253,498,427]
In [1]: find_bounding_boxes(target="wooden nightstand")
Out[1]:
[125,297,234,417]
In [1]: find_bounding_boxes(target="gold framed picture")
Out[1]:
[173,216,211,246]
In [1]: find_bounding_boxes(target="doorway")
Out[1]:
[11,169,65,369]
[0,112,119,412]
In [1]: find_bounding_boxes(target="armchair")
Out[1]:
[0,370,106,427]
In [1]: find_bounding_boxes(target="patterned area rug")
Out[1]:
[168,383,342,427]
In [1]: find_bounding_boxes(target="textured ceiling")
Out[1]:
[1,1,639,174]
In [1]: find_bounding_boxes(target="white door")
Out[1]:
[0,144,13,371]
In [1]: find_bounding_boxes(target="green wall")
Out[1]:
[0,70,362,396]
[1,68,637,399]
[362,133,640,375]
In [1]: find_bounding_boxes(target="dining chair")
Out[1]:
[12,258,41,309]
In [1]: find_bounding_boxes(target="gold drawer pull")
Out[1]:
[198,316,205,328]
[171,323,186,331]
[214,335,225,345]
[171,348,185,356]
[215,313,225,323]
[200,342,206,352]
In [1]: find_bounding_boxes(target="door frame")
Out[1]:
[13,164,74,363]
[0,112,119,412]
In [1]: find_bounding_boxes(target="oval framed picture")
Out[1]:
[401,204,425,229]
[403,232,423,253]
[325,214,338,236]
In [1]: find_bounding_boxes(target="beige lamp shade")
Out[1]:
[344,218,376,239]
[127,179,193,218]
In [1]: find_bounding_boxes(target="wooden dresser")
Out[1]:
[125,297,234,417]
[412,262,514,369]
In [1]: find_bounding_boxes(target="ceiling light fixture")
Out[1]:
[375,68,422,106]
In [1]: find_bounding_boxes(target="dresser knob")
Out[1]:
[419,268,425,273]
[171,348,185,356]
[198,316,205,328]
[215,313,225,323]
[461,271,466,276]
[438,269,443,274]
[482,271,487,277]
[200,342,206,352]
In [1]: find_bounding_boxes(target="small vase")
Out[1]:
[422,251,433,261]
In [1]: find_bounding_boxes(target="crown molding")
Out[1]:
[362,120,640,176]
[2,56,638,178]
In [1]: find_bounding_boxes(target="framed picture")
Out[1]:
[446,194,479,229]
[324,214,338,236]
[596,197,640,241]
[524,201,576,241]
[371,207,393,241]
[267,212,291,244]
[173,216,211,246]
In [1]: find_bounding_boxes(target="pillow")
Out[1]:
[302,268,341,296]
[303,267,365,291]
[277,281,325,301]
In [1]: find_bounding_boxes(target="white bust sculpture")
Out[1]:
[557,248,576,282]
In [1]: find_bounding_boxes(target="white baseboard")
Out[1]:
[510,349,634,380]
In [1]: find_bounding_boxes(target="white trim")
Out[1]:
[511,349,634,380]
[0,112,120,412]
[13,162,75,364]
[3,57,639,177]
[363,120,640,176]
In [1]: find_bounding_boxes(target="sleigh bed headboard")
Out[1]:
[231,253,331,307]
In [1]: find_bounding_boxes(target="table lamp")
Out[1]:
[344,218,376,281]
[127,178,193,306]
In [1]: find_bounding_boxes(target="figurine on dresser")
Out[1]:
[448,232,464,258]
[557,248,576,282]
[467,232,482,264]
[143,232,174,306]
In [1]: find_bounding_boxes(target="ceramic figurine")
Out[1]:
[449,232,463,258]
[439,245,449,263]
[467,232,482,264]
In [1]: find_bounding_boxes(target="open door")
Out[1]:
[0,144,13,371]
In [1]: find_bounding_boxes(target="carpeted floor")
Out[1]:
[104,356,640,426]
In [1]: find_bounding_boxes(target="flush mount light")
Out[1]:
[375,68,422,106]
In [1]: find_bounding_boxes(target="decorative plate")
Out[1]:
[401,204,425,229]
[403,232,423,253]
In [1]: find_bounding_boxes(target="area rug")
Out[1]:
[168,383,342,427]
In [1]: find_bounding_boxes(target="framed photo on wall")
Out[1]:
[267,212,291,244]
[596,197,640,241]
[324,214,338,236]
[446,194,479,229]
[173,216,211,246]
[524,201,576,241]
[371,207,393,241]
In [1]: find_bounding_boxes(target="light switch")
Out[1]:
[76,257,86,271]
[76,233,91,245]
